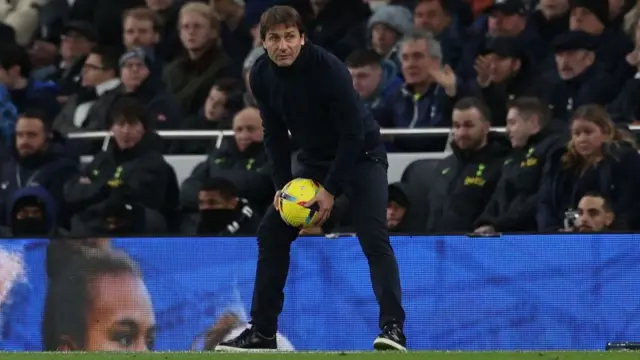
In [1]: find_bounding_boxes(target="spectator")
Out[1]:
[163,2,234,117]
[122,8,162,62]
[144,0,183,63]
[0,0,40,46]
[0,110,78,227]
[64,96,178,234]
[375,29,463,151]
[40,21,97,99]
[173,78,245,154]
[100,188,147,235]
[537,105,640,231]
[609,16,640,122]
[572,192,617,231]
[53,46,122,135]
[474,37,544,125]
[180,107,272,213]
[118,47,182,131]
[387,182,412,233]
[367,4,414,72]
[425,97,510,233]
[42,248,155,351]
[1,186,63,237]
[545,30,616,121]
[213,0,254,76]
[188,177,260,236]
[346,49,402,113]
[474,97,568,233]
[569,0,634,84]
[306,0,372,61]
[528,0,570,47]
[0,44,59,127]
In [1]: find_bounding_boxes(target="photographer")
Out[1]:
[564,193,617,232]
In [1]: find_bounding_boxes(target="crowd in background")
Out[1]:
[0,0,638,242]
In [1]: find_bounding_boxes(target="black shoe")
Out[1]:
[214,327,277,352]
[373,323,407,351]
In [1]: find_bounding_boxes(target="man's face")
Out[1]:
[82,54,112,87]
[262,24,305,67]
[145,0,171,11]
[505,108,537,148]
[555,49,593,80]
[198,190,235,210]
[111,119,145,150]
[414,0,450,35]
[490,56,520,83]
[16,117,47,157]
[371,23,399,56]
[120,58,149,91]
[15,205,43,221]
[386,201,406,230]
[123,17,158,50]
[609,0,624,19]
[204,87,227,121]
[233,109,263,152]
[180,11,214,52]
[60,31,93,61]
[570,7,604,34]
[488,12,525,37]
[85,273,156,352]
[539,0,569,18]
[348,64,382,99]
[452,108,488,151]
[577,196,614,232]
[400,39,432,85]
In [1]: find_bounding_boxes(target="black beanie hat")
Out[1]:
[569,0,609,25]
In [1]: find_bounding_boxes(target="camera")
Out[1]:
[564,209,580,231]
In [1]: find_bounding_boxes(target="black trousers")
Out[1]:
[249,158,406,336]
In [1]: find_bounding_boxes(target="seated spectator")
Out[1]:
[527,0,570,49]
[143,0,183,63]
[425,97,510,233]
[609,16,640,123]
[571,192,617,231]
[122,7,162,60]
[346,49,402,113]
[118,47,182,131]
[53,46,122,135]
[163,2,234,117]
[36,21,97,99]
[545,30,617,121]
[569,0,634,85]
[0,44,59,128]
[474,37,544,126]
[180,107,272,213]
[185,177,260,236]
[173,78,245,154]
[0,110,78,227]
[474,97,568,233]
[214,0,253,76]
[306,0,372,61]
[64,96,178,234]
[375,29,464,151]
[100,187,147,236]
[537,105,640,231]
[0,186,63,237]
[387,182,412,233]
[367,4,413,72]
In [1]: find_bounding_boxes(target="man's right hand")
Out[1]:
[475,55,493,88]
[273,190,282,211]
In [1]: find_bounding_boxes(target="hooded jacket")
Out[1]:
[6,185,57,235]
[426,133,511,233]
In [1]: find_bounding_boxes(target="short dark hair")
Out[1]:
[89,46,121,74]
[345,49,383,68]
[42,248,141,351]
[18,109,52,133]
[582,192,613,213]
[109,96,148,128]
[0,43,30,77]
[213,78,244,113]
[123,7,163,33]
[200,177,238,199]
[259,5,305,41]
[507,96,550,127]
[453,97,492,123]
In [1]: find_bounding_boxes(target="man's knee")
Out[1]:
[256,208,299,249]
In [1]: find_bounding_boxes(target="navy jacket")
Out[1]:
[537,142,640,231]
[250,43,384,197]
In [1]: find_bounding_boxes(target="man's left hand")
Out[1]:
[305,188,334,226]
[428,63,457,97]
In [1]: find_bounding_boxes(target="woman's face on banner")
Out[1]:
[85,273,156,351]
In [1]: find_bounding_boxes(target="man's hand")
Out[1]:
[474,225,495,234]
[273,190,282,211]
[305,188,334,226]
[474,55,493,88]
[627,49,640,68]
[428,62,458,96]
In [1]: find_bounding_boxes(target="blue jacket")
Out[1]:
[362,60,402,112]
[537,142,640,231]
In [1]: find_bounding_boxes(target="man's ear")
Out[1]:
[57,335,80,351]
